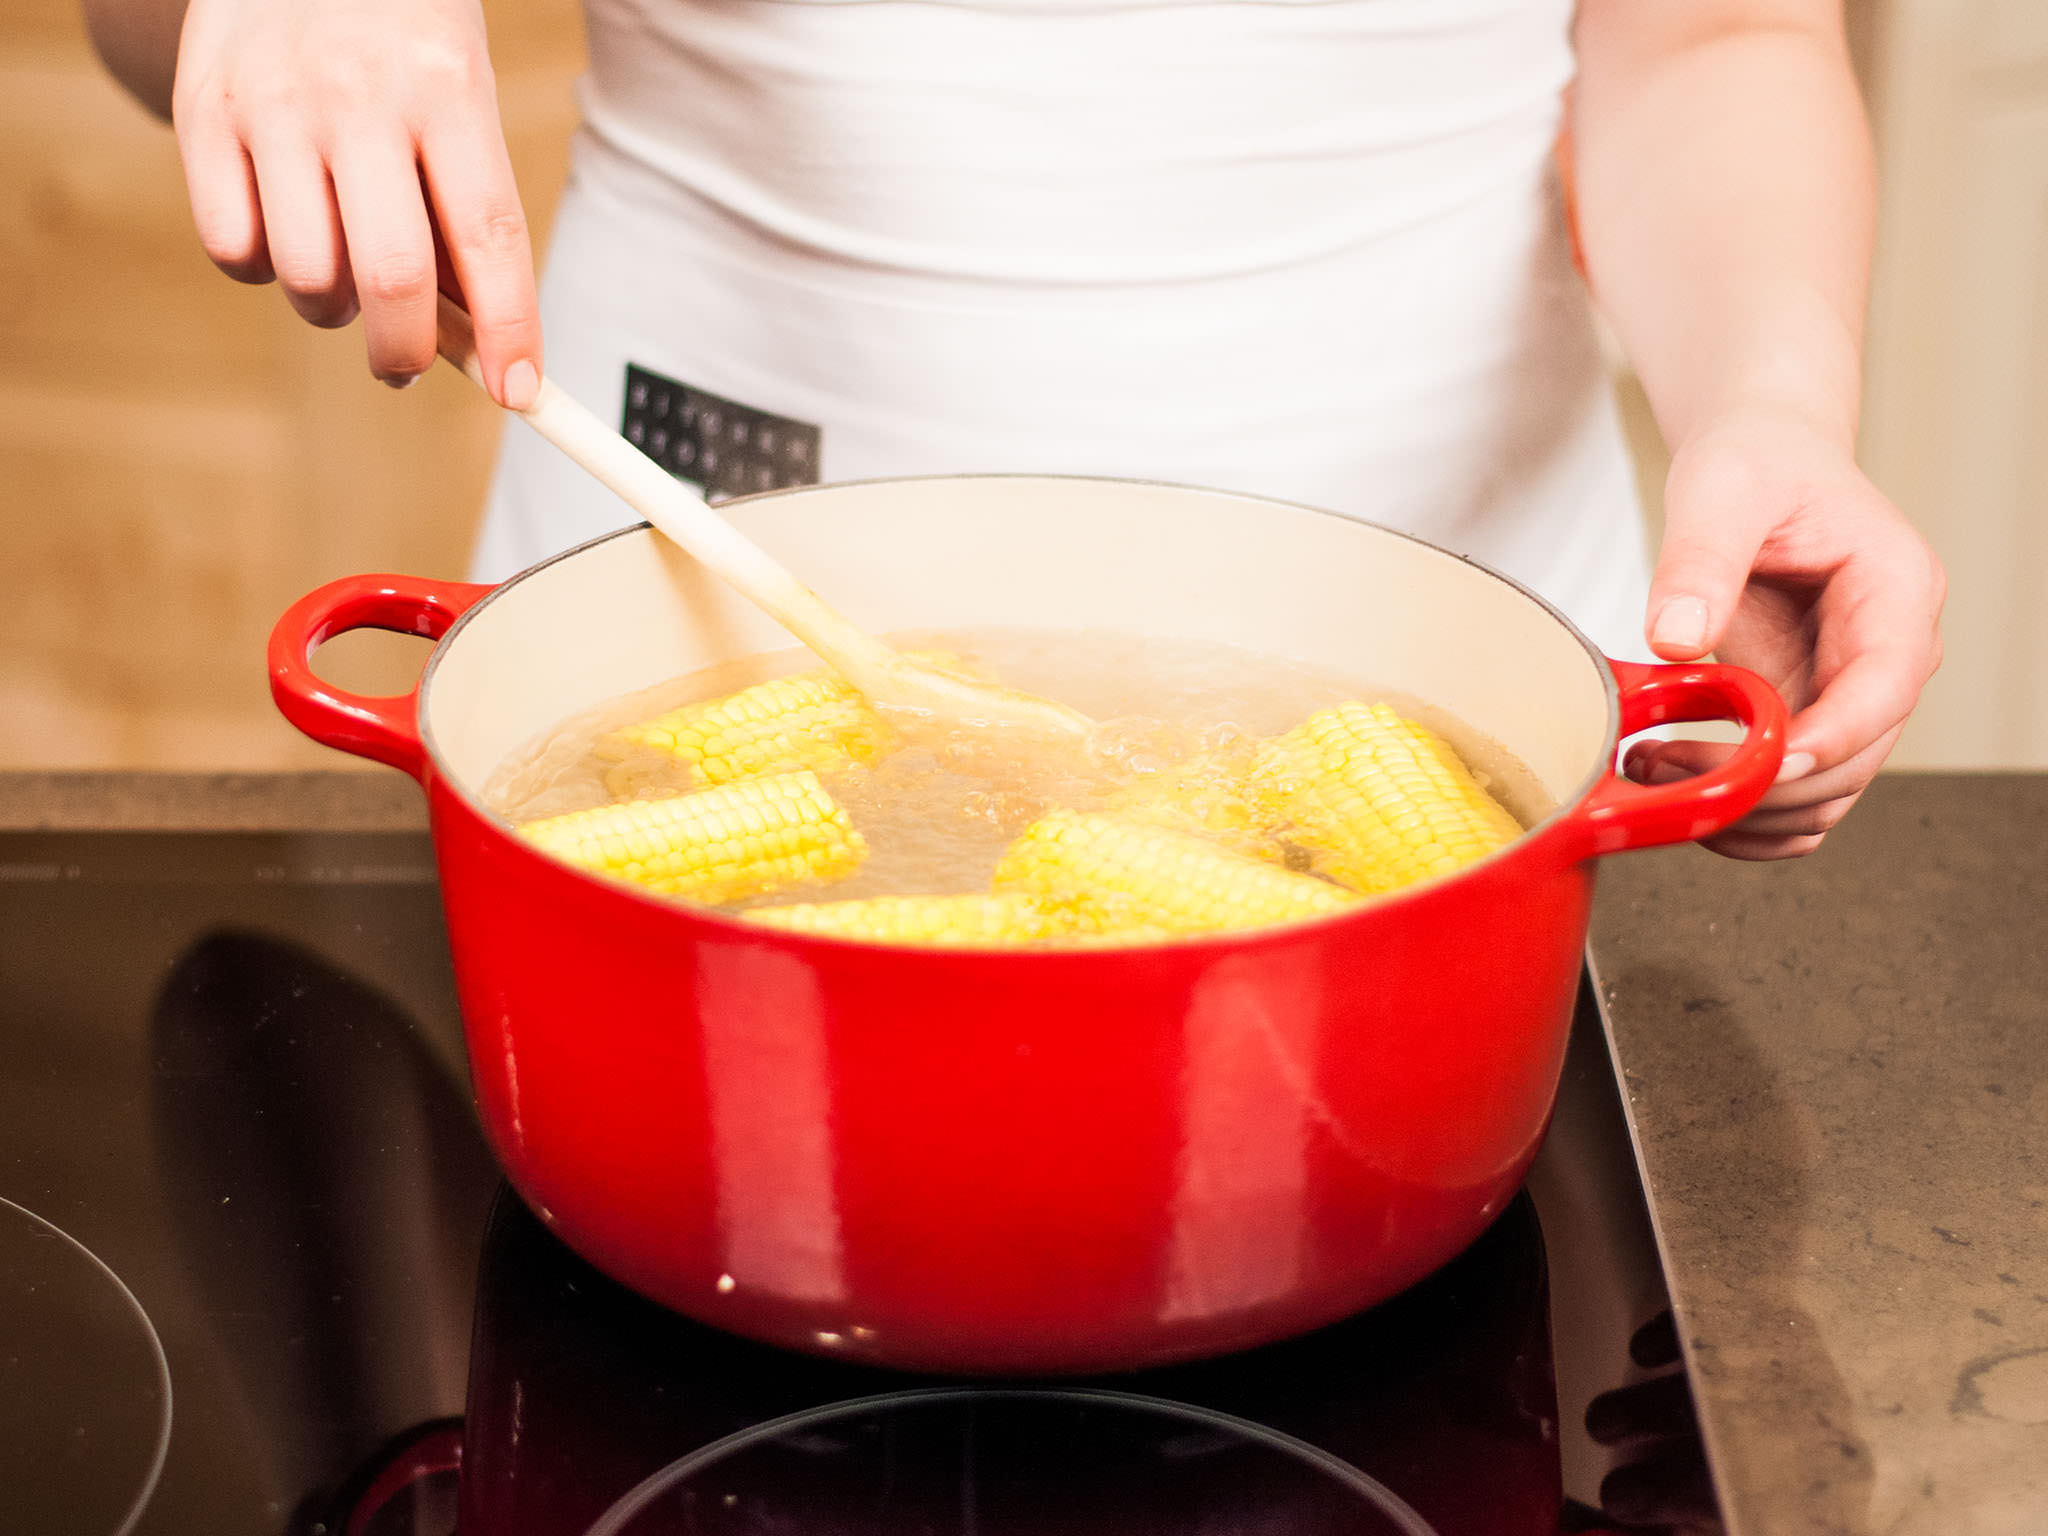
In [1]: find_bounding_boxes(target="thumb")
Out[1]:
[1645,485,1762,662]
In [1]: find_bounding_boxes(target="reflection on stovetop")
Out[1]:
[0,831,1704,1536]
[435,1183,1559,1536]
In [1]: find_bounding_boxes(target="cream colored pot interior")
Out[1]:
[425,477,1614,810]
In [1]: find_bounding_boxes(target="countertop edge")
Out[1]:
[5,767,2018,834]
[0,771,429,832]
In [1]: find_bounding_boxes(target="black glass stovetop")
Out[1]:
[0,829,1691,1536]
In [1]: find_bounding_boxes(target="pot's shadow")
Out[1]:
[148,929,500,1526]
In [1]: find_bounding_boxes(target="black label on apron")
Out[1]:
[622,364,822,501]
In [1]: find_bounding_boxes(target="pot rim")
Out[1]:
[418,472,1622,955]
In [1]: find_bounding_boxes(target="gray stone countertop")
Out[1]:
[2,769,2042,1534]
[1589,772,2047,1536]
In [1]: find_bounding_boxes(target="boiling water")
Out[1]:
[483,629,1556,909]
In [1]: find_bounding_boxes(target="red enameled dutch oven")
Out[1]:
[270,475,1783,1375]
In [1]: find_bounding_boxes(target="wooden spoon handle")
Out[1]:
[434,297,901,683]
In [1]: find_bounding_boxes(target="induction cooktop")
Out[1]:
[0,828,1706,1535]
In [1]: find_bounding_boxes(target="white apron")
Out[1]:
[474,0,1652,661]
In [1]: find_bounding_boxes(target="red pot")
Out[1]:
[270,475,1781,1375]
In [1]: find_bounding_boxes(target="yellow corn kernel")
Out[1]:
[516,770,865,903]
[1024,891,1181,947]
[602,671,890,786]
[1251,701,1521,894]
[993,810,1354,935]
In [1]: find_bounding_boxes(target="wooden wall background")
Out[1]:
[1860,0,2048,768]
[0,0,583,768]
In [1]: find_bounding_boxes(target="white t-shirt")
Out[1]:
[474,0,1652,660]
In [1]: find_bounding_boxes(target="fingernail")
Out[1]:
[502,359,540,411]
[378,372,421,391]
[1776,751,1816,783]
[1651,595,1710,655]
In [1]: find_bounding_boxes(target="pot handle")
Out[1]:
[1557,659,1787,860]
[268,574,494,782]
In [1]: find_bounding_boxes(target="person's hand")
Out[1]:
[1626,407,1943,860]
[170,0,541,404]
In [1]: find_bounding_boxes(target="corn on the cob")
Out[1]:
[1100,750,1277,863]
[1251,701,1521,894]
[743,891,1179,947]
[603,652,976,787]
[742,892,1059,945]
[516,770,865,903]
[993,810,1354,935]
[602,671,891,786]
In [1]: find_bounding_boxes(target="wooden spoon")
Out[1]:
[435,298,1094,741]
